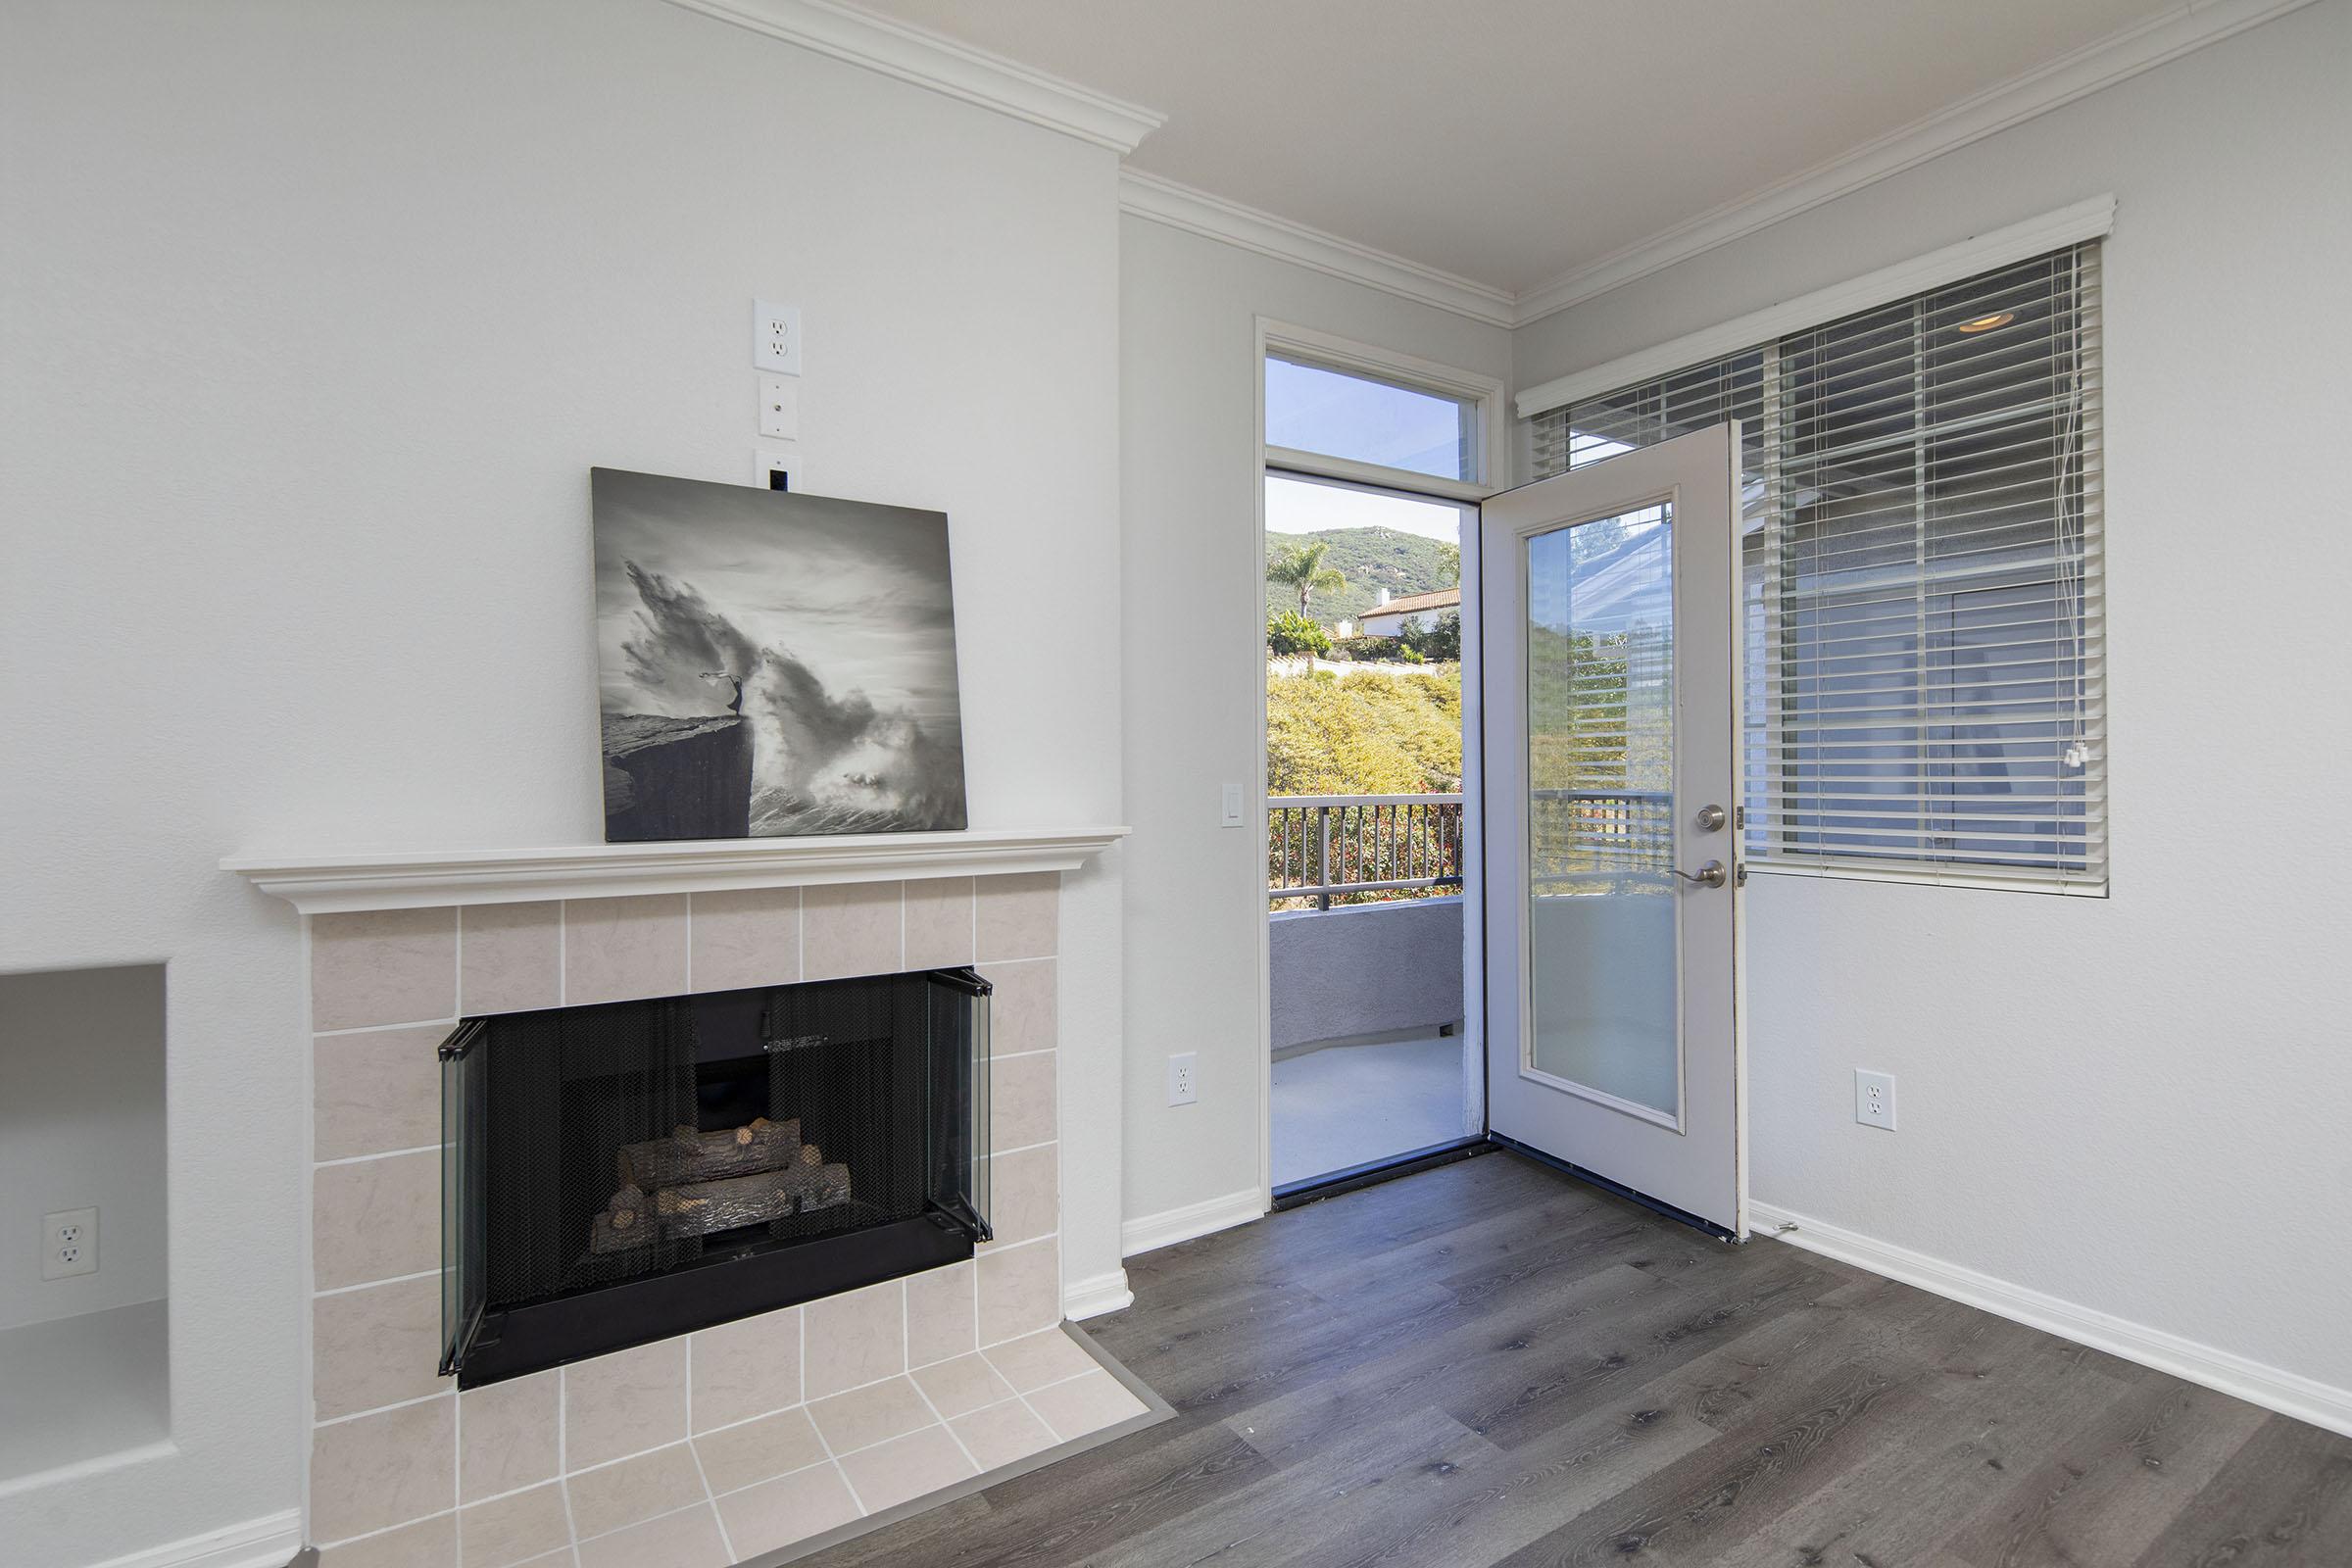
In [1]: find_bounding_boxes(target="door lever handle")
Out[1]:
[1673,859,1728,888]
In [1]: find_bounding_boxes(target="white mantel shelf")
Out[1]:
[222,826,1129,915]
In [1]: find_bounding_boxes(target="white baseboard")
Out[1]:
[1748,1200,2352,1440]
[1063,1268,1135,1320]
[1121,1187,1267,1258]
[78,1510,305,1568]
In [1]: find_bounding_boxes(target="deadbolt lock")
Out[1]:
[1695,804,1728,831]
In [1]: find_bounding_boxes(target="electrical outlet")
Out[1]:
[1220,783,1245,827]
[1854,1069,1896,1131]
[1167,1053,1198,1107]
[42,1207,98,1280]
[754,300,801,375]
[758,375,799,440]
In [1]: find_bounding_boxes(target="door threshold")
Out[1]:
[1271,1136,1492,1211]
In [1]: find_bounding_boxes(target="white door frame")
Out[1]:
[1250,318,1506,1208]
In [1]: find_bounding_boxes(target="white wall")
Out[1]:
[1516,0,2352,1396]
[0,3,1123,1561]
[0,966,169,1331]
[1119,216,1510,1230]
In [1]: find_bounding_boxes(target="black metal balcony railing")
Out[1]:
[1267,789,1675,908]
[1268,794,1463,909]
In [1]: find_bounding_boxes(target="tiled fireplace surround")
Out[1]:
[304,871,1145,1567]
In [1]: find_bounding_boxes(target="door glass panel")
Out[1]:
[1525,503,1679,1116]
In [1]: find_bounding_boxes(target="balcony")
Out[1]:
[1267,795,1471,1187]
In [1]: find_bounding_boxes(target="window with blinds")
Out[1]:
[1530,245,2105,891]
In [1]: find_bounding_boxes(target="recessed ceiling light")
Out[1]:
[1956,311,2016,333]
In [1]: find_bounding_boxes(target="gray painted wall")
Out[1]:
[1271,898,1464,1052]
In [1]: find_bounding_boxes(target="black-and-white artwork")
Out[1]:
[593,467,967,841]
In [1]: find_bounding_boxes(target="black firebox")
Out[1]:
[439,968,991,1388]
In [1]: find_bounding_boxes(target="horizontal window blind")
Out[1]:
[1530,245,2105,891]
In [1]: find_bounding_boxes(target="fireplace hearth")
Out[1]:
[440,967,991,1387]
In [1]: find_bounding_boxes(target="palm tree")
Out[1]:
[1267,538,1346,616]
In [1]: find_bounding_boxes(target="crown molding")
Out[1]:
[1510,0,2319,324]
[1118,170,1517,328]
[662,0,1164,154]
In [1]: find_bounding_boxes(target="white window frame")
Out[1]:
[1251,320,1505,1207]
[1261,319,1510,499]
[1517,200,2115,897]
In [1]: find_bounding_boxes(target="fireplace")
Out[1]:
[439,967,992,1387]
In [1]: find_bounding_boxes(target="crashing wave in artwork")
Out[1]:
[592,467,968,840]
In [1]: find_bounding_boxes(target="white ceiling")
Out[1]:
[858,0,2180,296]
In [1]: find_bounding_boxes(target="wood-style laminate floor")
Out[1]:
[798,1150,2352,1567]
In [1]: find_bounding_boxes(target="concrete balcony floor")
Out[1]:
[1271,1034,1468,1188]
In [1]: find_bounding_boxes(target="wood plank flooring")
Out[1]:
[796,1151,2352,1568]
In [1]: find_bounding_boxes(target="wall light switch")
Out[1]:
[754,300,801,374]
[759,375,799,440]
[1220,783,1246,827]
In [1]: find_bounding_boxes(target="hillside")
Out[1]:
[1265,526,1455,627]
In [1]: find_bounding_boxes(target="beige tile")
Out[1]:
[802,883,902,981]
[903,877,974,968]
[460,1370,559,1500]
[950,1398,1058,1472]
[691,1406,825,1494]
[315,1023,445,1161]
[1025,1369,1149,1442]
[313,907,457,1032]
[564,1440,703,1541]
[563,895,687,1005]
[314,1150,438,1291]
[460,903,561,1015]
[318,1511,456,1568]
[977,1240,1061,1347]
[715,1466,862,1558]
[982,1328,1100,1395]
[311,1396,454,1544]
[836,1424,976,1514]
[458,1481,569,1568]
[808,1375,935,1454]
[905,1262,975,1368]
[991,1053,1057,1155]
[910,1353,1015,1420]
[315,1275,442,1420]
[803,1278,905,1398]
[574,1502,728,1568]
[687,887,799,993]
[564,1339,688,1471]
[975,873,1057,961]
[984,1145,1055,1249]
[980,959,1055,1056]
[688,1304,799,1432]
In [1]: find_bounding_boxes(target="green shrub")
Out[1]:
[1266,610,1331,658]
[1267,665,1461,795]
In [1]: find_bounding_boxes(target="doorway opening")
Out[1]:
[1255,329,1505,1201]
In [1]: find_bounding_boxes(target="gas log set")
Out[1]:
[591,1116,852,1254]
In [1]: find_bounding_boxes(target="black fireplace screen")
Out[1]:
[440,967,990,1387]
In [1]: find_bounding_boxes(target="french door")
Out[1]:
[1478,423,1744,1235]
